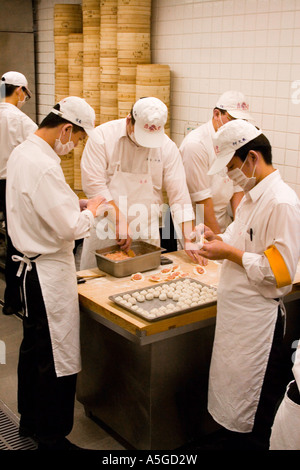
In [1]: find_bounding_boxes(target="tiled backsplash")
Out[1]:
[35,0,300,196]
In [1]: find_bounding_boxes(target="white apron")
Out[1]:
[80,155,160,270]
[14,245,81,378]
[207,211,280,432]
[269,381,300,450]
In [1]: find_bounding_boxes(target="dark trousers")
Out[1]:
[18,263,77,441]
[0,179,22,312]
[251,307,285,443]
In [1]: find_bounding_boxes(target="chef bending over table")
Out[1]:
[80,96,203,270]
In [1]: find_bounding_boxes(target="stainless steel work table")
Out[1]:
[76,251,300,450]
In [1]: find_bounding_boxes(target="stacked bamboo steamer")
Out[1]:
[54,4,82,103]
[54,4,82,189]
[68,33,83,98]
[82,0,101,126]
[117,0,151,118]
[135,64,171,207]
[135,64,171,137]
[100,0,118,124]
[68,33,84,191]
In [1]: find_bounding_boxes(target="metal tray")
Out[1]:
[109,278,217,322]
[94,241,164,278]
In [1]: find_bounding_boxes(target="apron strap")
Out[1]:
[12,254,41,316]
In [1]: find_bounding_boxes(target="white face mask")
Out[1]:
[54,128,74,155]
[228,156,257,192]
[17,91,26,109]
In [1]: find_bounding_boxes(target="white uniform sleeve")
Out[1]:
[19,114,38,141]
[180,139,212,202]
[32,166,94,242]
[242,202,300,298]
[163,140,194,225]
[81,131,112,200]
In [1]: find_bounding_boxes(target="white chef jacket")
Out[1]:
[208,170,300,433]
[6,134,95,376]
[81,118,194,228]
[0,102,37,179]
[180,120,242,231]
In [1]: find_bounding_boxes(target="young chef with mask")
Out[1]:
[6,96,106,450]
[180,90,250,234]
[197,119,300,449]
[0,71,38,316]
[80,96,201,270]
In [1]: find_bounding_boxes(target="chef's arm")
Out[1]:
[230,191,244,219]
[180,219,208,265]
[86,196,107,216]
[107,200,132,251]
[198,239,244,267]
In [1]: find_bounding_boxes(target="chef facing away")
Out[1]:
[6,96,105,450]
[0,71,38,316]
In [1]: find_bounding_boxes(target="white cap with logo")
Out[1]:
[132,97,168,148]
[1,71,32,98]
[207,119,263,175]
[51,96,96,136]
[215,90,253,121]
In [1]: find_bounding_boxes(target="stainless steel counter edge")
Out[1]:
[80,304,216,346]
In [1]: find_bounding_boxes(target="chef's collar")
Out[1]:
[27,134,61,164]
[246,169,280,203]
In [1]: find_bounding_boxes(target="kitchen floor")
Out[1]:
[0,270,125,451]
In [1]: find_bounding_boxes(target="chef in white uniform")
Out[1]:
[270,341,300,450]
[6,96,105,450]
[180,91,250,234]
[80,97,200,270]
[197,120,300,449]
[0,71,37,316]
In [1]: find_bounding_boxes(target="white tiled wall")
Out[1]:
[151,0,300,196]
[35,0,300,196]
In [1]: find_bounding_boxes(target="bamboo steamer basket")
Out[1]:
[100,0,117,15]
[100,57,118,74]
[54,4,82,36]
[117,0,151,32]
[118,0,151,5]
[118,65,136,84]
[135,64,171,135]
[135,64,170,85]
[68,33,83,93]
[54,5,83,105]
[118,100,134,118]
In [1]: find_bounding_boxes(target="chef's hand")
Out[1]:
[86,196,107,216]
[115,217,132,252]
[79,199,88,211]
[184,247,208,266]
[198,239,244,267]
